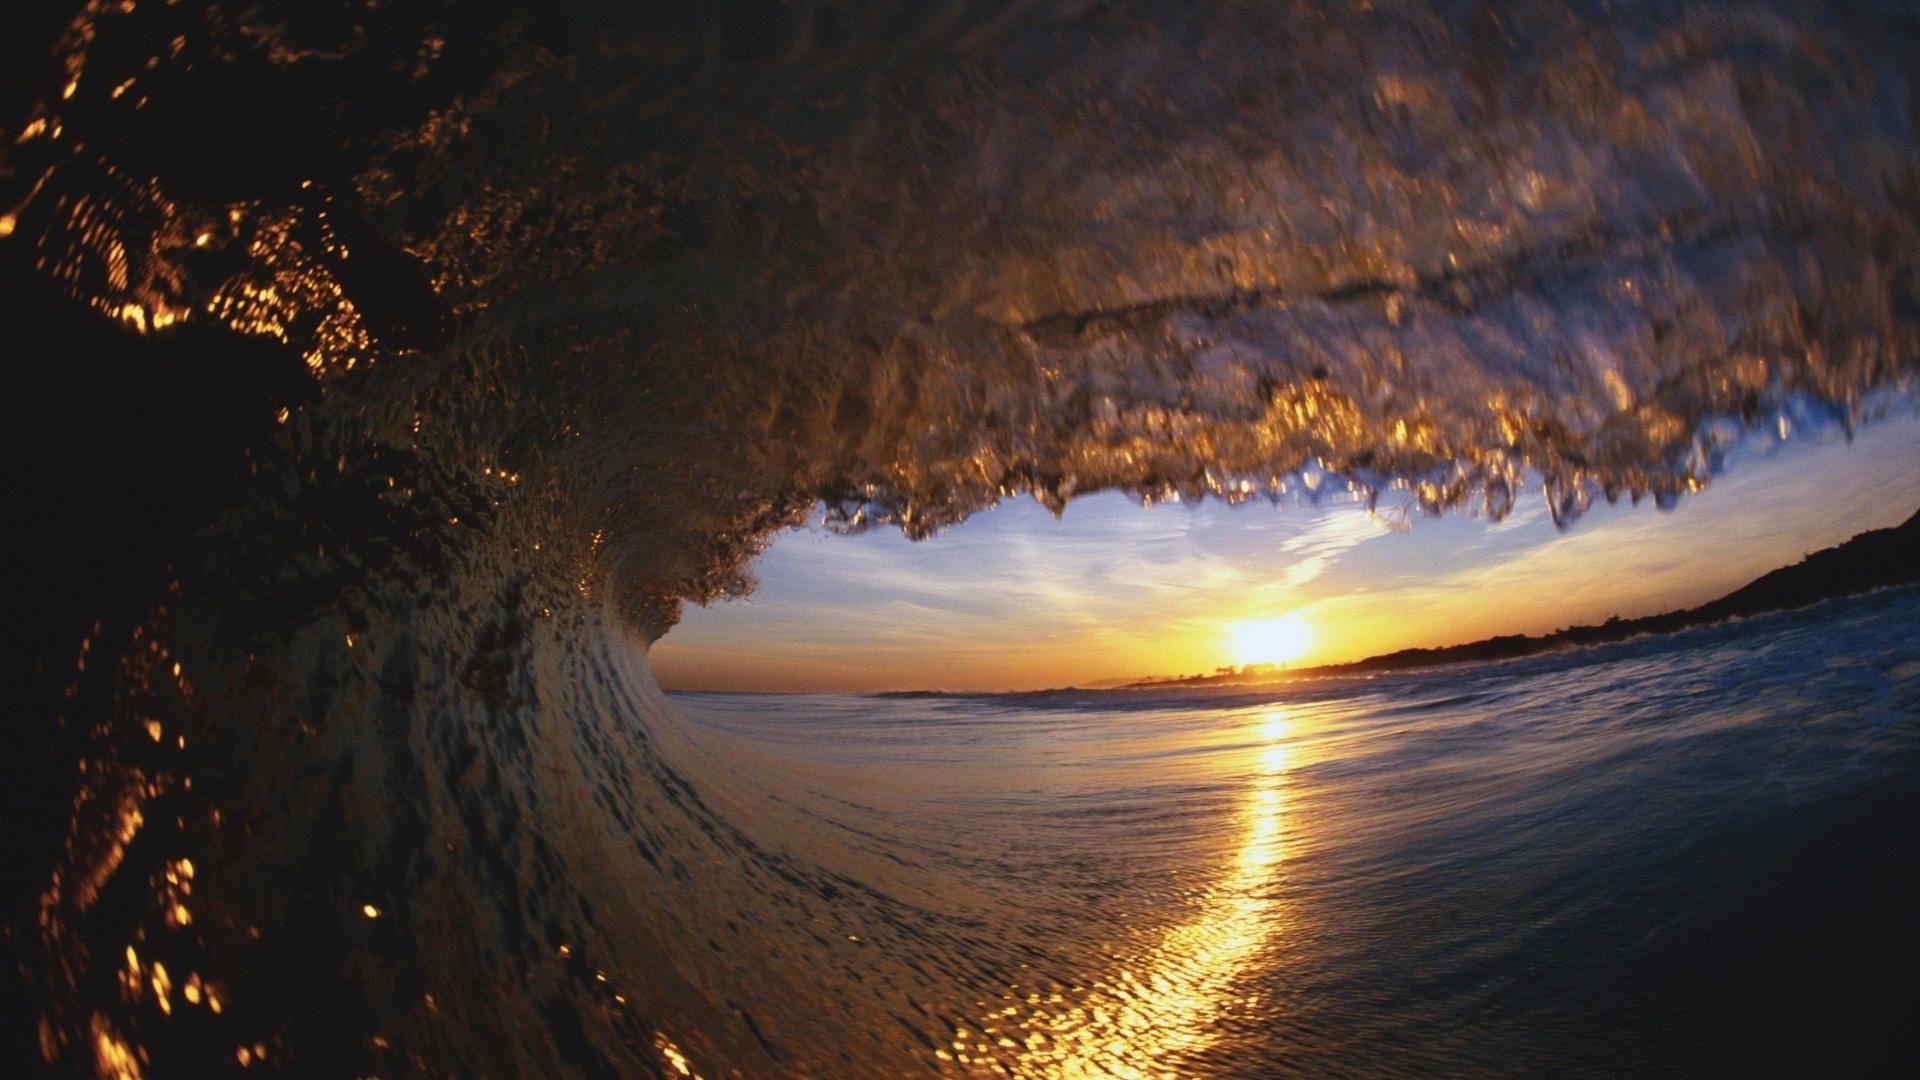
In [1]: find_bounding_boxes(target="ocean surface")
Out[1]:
[653,587,1920,1076]
[8,1,1920,1076]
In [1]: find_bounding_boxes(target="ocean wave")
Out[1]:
[9,0,1919,632]
[8,0,1920,1075]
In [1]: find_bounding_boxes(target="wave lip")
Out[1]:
[5,2,1918,624]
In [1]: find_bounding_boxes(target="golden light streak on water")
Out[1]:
[51,792,145,914]
[89,1014,141,1079]
[1009,710,1295,1077]
[653,1032,701,1078]
[150,961,172,1015]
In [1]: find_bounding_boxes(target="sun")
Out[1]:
[1227,612,1314,668]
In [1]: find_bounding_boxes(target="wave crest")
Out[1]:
[6,1,1917,631]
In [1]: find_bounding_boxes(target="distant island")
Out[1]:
[1129,508,1920,690]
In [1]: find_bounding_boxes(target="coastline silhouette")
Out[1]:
[1131,509,1920,688]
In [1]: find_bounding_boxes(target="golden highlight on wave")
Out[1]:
[4,0,1916,636]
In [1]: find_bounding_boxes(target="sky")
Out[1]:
[650,409,1920,693]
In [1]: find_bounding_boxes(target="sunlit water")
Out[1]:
[666,586,1919,1076]
[12,1,1920,1075]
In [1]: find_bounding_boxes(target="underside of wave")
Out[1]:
[30,511,1013,1076]
[10,0,1920,1076]
[6,0,1919,634]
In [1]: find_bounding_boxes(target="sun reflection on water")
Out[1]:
[998,709,1296,1077]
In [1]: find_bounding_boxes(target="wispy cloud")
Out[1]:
[652,413,1920,691]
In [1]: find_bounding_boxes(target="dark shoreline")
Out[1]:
[1126,508,1920,691]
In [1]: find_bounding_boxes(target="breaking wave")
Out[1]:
[7,0,1918,1075]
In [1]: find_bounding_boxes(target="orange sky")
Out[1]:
[650,413,1920,693]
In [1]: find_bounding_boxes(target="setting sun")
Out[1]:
[1227,612,1314,668]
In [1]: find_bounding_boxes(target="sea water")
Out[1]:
[12,0,1920,1075]
[663,586,1920,1076]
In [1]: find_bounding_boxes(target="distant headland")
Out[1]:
[1129,508,1920,690]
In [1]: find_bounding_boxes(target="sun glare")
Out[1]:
[1228,612,1313,668]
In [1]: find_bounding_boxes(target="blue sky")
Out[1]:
[651,409,1920,692]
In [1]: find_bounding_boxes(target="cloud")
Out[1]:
[653,412,1920,690]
